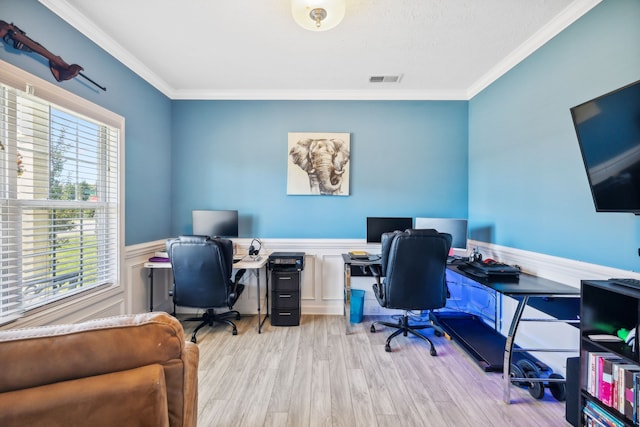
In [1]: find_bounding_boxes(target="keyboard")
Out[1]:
[233,256,262,264]
[609,278,640,288]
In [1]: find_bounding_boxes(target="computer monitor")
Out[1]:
[414,217,468,250]
[366,217,413,243]
[192,210,239,238]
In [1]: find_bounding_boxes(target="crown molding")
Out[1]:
[38,0,174,95]
[466,0,602,99]
[40,0,602,101]
[169,88,469,101]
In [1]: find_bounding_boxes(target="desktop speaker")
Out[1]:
[565,356,579,427]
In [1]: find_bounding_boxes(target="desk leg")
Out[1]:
[258,266,269,334]
[503,295,528,404]
[256,268,261,333]
[344,262,352,334]
[148,269,154,312]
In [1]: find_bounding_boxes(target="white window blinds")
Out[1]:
[0,75,120,323]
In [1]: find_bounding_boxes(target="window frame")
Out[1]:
[0,60,125,326]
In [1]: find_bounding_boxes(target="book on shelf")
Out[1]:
[588,352,614,396]
[616,364,640,417]
[599,356,624,407]
[583,400,625,427]
[620,366,640,422]
[585,350,640,425]
[635,373,640,426]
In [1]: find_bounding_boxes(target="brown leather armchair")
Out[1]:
[0,312,199,427]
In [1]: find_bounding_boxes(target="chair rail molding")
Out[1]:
[126,237,640,319]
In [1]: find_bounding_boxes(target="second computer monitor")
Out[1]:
[414,217,468,250]
[366,217,413,243]
[192,210,239,238]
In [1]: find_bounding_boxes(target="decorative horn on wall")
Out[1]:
[0,20,106,91]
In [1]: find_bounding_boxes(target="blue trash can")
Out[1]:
[350,289,365,323]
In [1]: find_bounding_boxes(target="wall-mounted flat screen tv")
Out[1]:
[192,210,239,238]
[571,79,640,214]
[366,217,413,243]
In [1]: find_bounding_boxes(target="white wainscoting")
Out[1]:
[126,238,380,317]
[125,237,640,375]
[126,238,640,319]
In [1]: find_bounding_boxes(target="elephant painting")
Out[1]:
[288,135,350,195]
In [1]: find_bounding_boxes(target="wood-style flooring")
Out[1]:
[179,314,571,427]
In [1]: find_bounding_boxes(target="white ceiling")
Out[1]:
[39,0,601,100]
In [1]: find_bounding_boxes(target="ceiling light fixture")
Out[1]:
[291,0,346,32]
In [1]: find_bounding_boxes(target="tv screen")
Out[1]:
[571,79,640,214]
[366,217,413,243]
[192,210,239,238]
[414,217,468,250]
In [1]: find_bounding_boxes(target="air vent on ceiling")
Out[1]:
[369,74,402,83]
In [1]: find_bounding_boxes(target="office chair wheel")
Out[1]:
[385,343,391,352]
[429,347,437,356]
[190,336,197,344]
[525,371,545,399]
[232,327,238,336]
[236,313,241,320]
[548,373,566,401]
[516,358,539,376]
[509,363,526,387]
[370,324,376,333]
[434,329,443,337]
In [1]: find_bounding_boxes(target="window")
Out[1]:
[0,62,122,324]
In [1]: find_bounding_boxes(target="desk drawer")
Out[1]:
[272,291,300,309]
[271,308,300,326]
[272,271,300,291]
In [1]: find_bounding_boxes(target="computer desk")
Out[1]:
[144,255,270,333]
[342,255,580,403]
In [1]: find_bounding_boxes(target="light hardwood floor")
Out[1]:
[180,314,571,427]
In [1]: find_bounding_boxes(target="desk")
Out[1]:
[341,255,580,403]
[342,253,379,334]
[144,256,270,333]
[444,263,580,403]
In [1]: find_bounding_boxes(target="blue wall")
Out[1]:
[4,0,640,273]
[170,100,468,238]
[469,0,640,271]
[0,0,173,245]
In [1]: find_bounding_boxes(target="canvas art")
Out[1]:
[287,132,350,196]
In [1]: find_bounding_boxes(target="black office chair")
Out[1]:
[370,228,452,355]
[166,235,246,343]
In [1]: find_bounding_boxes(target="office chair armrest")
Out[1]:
[234,269,246,284]
[367,264,384,299]
[369,264,382,277]
[227,269,246,308]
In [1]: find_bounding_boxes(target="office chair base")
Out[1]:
[186,309,241,343]
[371,313,441,356]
